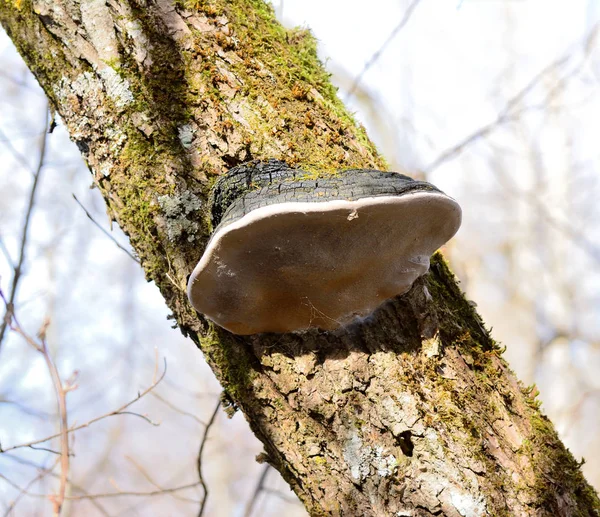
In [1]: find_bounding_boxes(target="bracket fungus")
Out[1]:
[187,160,461,335]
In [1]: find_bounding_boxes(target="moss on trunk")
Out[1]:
[1,0,598,515]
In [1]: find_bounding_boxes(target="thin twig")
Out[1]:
[244,465,270,517]
[0,318,167,454]
[0,306,70,515]
[1,453,111,516]
[2,458,59,517]
[0,125,37,178]
[64,482,203,500]
[115,411,160,426]
[27,445,61,455]
[0,474,202,501]
[0,473,28,494]
[0,305,165,513]
[197,400,220,517]
[0,107,49,351]
[347,0,422,99]
[0,237,15,269]
[72,194,140,264]
[126,456,201,504]
[421,24,600,265]
[40,335,69,516]
[0,397,53,420]
[424,23,599,173]
[0,375,165,453]
[495,172,600,265]
[150,391,208,426]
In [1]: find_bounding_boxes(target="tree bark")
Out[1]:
[1,0,598,515]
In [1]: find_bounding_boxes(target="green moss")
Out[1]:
[425,251,599,513]
[525,404,600,514]
[179,0,385,173]
[0,2,73,101]
[520,383,599,514]
[109,132,173,278]
[427,252,501,353]
[421,253,600,513]
[9,3,598,512]
[3,0,27,11]
[312,456,328,466]
[199,325,259,404]
[521,383,543,410]
[103,57,121,72]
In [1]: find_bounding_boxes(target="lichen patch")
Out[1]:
[98,67,134,108]
[449,490,486,517]
[158,191,203,242]
[343,432,398,482]
[80,0,120,63]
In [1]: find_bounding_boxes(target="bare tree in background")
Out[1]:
[0,0,599,516]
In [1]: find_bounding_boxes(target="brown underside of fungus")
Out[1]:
[187,160,461,335]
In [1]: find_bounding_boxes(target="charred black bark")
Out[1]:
[1,0,598,515]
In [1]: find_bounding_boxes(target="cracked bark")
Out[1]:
[1,0,598,515]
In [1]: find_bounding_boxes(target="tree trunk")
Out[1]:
[1,1,598,515]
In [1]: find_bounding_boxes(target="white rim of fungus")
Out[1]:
[188,191,461,311]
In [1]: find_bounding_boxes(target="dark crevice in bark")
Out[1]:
[398,431,414,457]
[1,1,598,515]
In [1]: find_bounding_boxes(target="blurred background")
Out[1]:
[0,0,599,515]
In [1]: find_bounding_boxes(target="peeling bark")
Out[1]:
[1,0,598,515]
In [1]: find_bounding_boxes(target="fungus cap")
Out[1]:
[187,161,461,335]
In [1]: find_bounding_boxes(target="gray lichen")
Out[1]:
[158,191,203,242]
[343,432,398,482]
[177,123,195,149]
[80,0,120,63]
[98,67,135,108]
[449,490,486,517]
[373,446,399,477]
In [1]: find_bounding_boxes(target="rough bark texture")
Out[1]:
[1,0,598,515]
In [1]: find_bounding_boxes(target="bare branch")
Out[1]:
[150,391,208,426]
[0,237,15,269]
[2,458,58,517]
[0,339,167,454]
[0,106,50,351]
[65,482,202,500]
[244,464,270,517]
[0,125,37,177]
[0,306,165,514]
[0,397,53,420]
[72,194,140,264]
[0,470,202,502]
[1,309,70,515]
[522,187,600,265]
[197,400,220,517]
[347,0,421,99]
[115,411,160,426]
[126,456,201,504]
[424,23,599,174]
[40,337,69,516]
[1,453,111,516]
[27,445,62,455]
[0,473,29,494]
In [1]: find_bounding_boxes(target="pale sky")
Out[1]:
[0,1,599,513]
